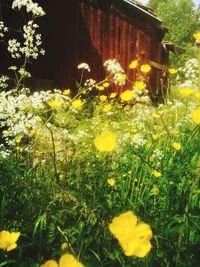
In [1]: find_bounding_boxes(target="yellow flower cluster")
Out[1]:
[94,130,117,152]
[109,211,152,258]
[0,230,20,252]
[41,253,84,267]
[63,89,71,96]
[96,82,110,91]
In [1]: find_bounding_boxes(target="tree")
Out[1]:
[148,0,200,67]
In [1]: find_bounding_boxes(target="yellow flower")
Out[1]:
[110,92,117,98]
[152,133,160,140]
[103,82,110,88]
[120,90,134,101]
[172,142,181,150]
[48,100,61,109]
[103,104,112,112]
[133,81,146,90]
[61,242,68,250]
[194,92,200,98]
[179,87,193,97]
[0,230,20,252]
[30,129,37,136]
[192,107,200,124]
[16,146,23,152]
[152,170,161,177]
[193,32,200,41]
[100,95,107,102]
[152,113,159,119]
[150,185,159,196]
[94,130,117,152]
[107,178,116,187]
[41,253,84,267]
[2,130,8,136]
[72,99,83,109]
[129,60,138,69]
[96,85,105,91]
[63,89,71,96]
[140,64,151,74]
[109,211,152,258]
[168,68,178,75]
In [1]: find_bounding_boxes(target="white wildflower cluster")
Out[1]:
[0,75,9,89]
[104,59,126,86]
[8,20,45,59]
[0,144,11,161]
[178,58,198,88]
[84,79,97,91]
[18,68,31,78]
[78,63,91,72]
[0,89,69,149]
[12,0,45,17]
[0,21,8,39]
[7,39,21,59]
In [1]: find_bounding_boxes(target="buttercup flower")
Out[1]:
[129,60,138,69]
[63,89,70,96]
[120,90,134,101]
[109,211,152,258]
[107,178,116,187]
[94,130,117,152]
[41,253,84,267]
[193,32,200,41]
[103,82,110,88]
[72,99,83,109]
[96,85,105,91]
[133,81,146,90]
[191,107,200,124]
[140,64,151,74]
[100,95,107,102]
[48,100,61,109]
[110,92,117,98]
[0,230,20,252]
[179,87,193,97]
[168,68,178,75]
[103,104,112,112]
[172,142,181,150]
[152,170,161,177]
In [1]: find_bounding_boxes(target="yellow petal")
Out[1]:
[9,232,20,243]
[41,260,58,267]
[109,211,137,241]
[7,243,17,252]
[59,254,84,267]
[125,239,152,258]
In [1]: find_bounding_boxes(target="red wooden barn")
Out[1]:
[0,0,171,96]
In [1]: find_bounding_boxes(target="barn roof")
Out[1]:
[122,0,161,22]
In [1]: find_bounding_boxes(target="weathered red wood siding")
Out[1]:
[25,0,168,95]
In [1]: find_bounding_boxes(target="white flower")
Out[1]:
[78,63,91,72]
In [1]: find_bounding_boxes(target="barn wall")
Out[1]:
[1,0,167,94]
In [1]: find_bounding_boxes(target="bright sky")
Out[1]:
[140,0,200,5]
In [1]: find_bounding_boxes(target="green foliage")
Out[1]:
[148,0,200,67]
